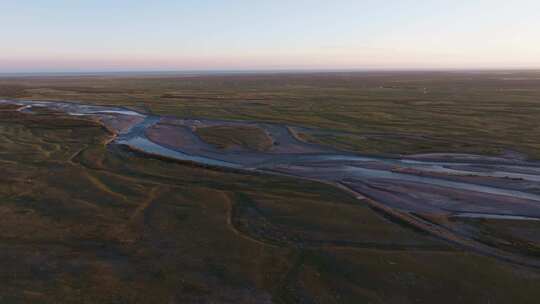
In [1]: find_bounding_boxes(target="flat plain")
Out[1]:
[1,71,540,303]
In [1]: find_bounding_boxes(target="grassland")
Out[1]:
[2,71,540,157]
[196,125,273,151]
[1,72,540,303]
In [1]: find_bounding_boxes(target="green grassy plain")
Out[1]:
[1,72,540,303]
[2,71,540,157]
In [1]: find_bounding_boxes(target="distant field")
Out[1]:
[1,70,540,157]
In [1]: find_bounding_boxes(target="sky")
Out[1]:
[1,0,539,72]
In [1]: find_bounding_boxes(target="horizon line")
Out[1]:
[2,67,540,77]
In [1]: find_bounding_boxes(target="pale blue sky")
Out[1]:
[1,0,539,72]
